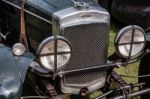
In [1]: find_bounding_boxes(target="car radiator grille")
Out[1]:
[62,23,109,86]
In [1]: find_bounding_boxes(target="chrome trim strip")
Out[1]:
[58,63,117,75]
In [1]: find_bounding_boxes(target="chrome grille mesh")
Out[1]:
[62,23,109,86]
[64,69,106,86]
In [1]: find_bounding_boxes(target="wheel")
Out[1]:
[139,53,150,98]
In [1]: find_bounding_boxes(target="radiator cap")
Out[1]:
[74,1,89,9]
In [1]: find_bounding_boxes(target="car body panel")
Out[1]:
[0,44,33,99]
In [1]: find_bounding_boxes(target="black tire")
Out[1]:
[139,53,150,99]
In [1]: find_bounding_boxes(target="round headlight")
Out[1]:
[12,43,26,56]
[115,25,146,59]
[37,36,72,71]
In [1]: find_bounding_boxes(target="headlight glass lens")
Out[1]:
[38,36,71,71]
[57,40,71,52]
[116,26,145,58]
[41,41,54,54]
[12,43,26,56]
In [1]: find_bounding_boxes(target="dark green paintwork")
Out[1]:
[0,44,34,99]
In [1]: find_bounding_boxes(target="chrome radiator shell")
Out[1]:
[53,6,110,94]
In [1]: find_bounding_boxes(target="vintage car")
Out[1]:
[99,0,150,29]
[0,0,150,99]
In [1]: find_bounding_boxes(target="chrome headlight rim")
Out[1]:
[37,36,72,71]
[115,25,146,59]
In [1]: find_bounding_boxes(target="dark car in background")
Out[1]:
[99,1,150,98]
[99,0,150,29]
[0,0,150,99]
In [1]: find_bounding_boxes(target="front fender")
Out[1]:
[15,53,34,83]
[0,44,34,99]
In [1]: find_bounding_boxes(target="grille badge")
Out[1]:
[80,13,92,18]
